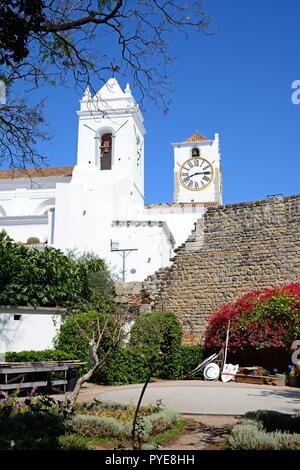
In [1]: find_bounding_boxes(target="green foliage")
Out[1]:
[228,419,300,450]
[57,434,92,450]
[75,400,165,420]
[130,312,183,380]
[178,345,204,379]
[0,231,116,310]
[67,408,180,443]
[5,349,78,362]
[150,418,186,446]
[0,413,66,450]
[96,347,159,385]
[0,390,181,449]
[0,391,70,449]
[245,410,300,434]
[0,230,90,307]
[54,310,119,373]
[96,344,202,385]
[67,250,116,313]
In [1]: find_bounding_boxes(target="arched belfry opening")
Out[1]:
[100,133,112,170]
[192,147,200,157]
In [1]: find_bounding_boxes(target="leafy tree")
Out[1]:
[67,250,116,313]
[0,230,89,307]
[0,231,116,309]
[0,1,210,169]
[55,309,128,409]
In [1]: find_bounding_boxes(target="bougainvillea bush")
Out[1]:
[205,283,300,354]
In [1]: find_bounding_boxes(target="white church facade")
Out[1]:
[0,78,222,283]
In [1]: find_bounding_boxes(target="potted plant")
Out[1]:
[287,365,300,387]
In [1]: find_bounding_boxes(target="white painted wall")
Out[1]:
[0,313,61,353]
[0,186,61,217]
[144,204,207,248]
[0,220,48,243]
[110,221,173,282]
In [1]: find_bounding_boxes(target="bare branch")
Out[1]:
[0,1,211,167]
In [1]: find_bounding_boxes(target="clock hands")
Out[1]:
[189,171,211,178]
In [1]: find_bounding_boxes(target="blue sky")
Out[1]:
[20,0,300,204]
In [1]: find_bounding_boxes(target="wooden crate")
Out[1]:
[235,373,263,384]
[238,367,264,377]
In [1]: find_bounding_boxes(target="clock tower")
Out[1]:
[172,131,222,204]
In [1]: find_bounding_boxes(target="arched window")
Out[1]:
[192,147,200,157]
[100,133,112,170]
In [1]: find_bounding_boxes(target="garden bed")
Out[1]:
[0,392,183,450]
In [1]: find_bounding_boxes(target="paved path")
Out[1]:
[90,381,300,415]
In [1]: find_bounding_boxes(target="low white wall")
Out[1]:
[0,222,48,243]
[0,313,62,353]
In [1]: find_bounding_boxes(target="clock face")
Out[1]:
[178,157,214,191]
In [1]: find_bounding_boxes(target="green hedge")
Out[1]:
[130,311,183,380]
[95,347,159,385]
[96,345,204,385]
[5,349,78,362]
[178,345,204,379]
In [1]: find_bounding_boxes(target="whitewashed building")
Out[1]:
[0,78,222,283]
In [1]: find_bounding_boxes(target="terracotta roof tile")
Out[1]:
[185,131,207,142]
[0,166,74,180]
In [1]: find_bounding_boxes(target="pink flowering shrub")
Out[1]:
[205,283,300,354]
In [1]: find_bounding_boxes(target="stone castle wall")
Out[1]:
[142,195,300,343]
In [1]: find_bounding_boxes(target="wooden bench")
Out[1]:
[0,361,84,393]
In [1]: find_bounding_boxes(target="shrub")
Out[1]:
[67,409,180,442]
[130,312,183,379]
[228,419,300,450]
[0,412,66,449]
[141,409,179,439]
[54,310,119,374]
[5,349,78,362]
[178,345,204,379]
[68,415,125,438]
[245,410,300,434]
[96,338,203,385]
[95,347,159,385]
[205,283,300,355]
[26,237,41,244]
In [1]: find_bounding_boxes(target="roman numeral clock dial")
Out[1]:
[178,157,214,191]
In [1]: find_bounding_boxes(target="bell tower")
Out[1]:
[172,131,222,204]
[73,78,146,211]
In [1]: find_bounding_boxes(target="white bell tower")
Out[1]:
[54,78,146,256]
[172,131,222,204]
[74,78,146,212]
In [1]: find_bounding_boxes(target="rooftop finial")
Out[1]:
[82,85,91,101]
[125,83,132,94]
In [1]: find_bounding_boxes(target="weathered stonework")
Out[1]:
[142,195,300,344]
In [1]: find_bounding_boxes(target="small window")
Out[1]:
[100,133,112,170]
[14,315,22,321]
[192,147,200,157]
